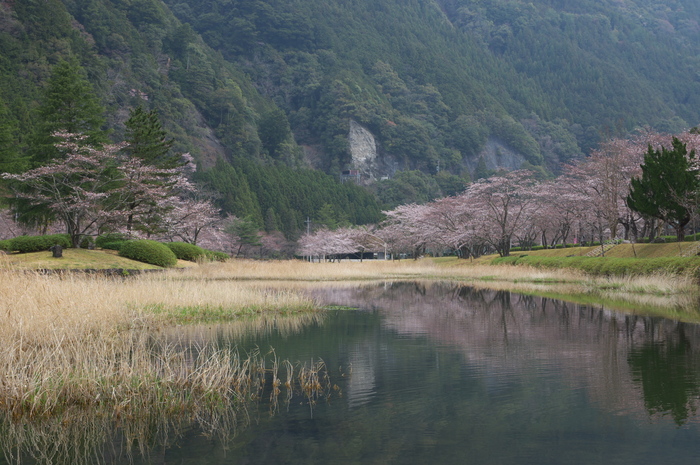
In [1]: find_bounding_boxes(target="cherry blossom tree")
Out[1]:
[2,133,128,247]
[259,231,295,259]
[463,170,540,257]
[3,133,217,248]
[156,197,222,245]
[421,195,486,258]
[297,227,360,262]
[111,153,196,236]
[0,209,32,240]
[344,225,386,261]
[380,203,439,259]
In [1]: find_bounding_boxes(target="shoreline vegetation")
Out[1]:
[0,263,330,463]
[1,250,699,462]
[183,257,700,319]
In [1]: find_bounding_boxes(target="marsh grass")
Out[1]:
[0,266,330,463]
[0,329,332,464]
[1,255,699,462]
[183,258,435,281]
[194,259,700,321]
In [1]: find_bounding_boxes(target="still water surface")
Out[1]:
[8,282,700,464]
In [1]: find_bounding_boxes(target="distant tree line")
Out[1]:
[298,130,700,260]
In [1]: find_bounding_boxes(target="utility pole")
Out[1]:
[305,216,312,262]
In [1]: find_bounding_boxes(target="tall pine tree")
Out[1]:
[0,100,27,175]
[124,106,181,169]
[30,58,107,166]
[626,138,700,242]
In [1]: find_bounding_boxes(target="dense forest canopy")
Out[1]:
[1,0,700,237]
[163,0,700,172]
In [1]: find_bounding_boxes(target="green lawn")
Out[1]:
[434,241,700,266]
[0,248,195,270]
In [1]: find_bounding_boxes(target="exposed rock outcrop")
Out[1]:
[348,120,378,181]
[464,137,526,175]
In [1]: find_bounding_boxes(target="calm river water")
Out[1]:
[6,281,700,464]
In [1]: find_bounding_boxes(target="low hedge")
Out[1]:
[118,240,178,268]
[165,242,206,262]
[0,239,11,252]
[10,234,72,253]
[95,233,130,251]
[492,255,700,278]
[202,249,230,262]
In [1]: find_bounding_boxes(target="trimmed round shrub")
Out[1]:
[80,236,95,249]
[165,242,206,262]
[96,233,130,251]
[118,240,178,267]
[11,234,71,253]
[0,239,11,252]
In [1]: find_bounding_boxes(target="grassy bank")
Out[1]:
[182,258,700,319]
[492,254,700,278]
[0,247,195,270]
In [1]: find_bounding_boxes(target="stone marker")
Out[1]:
[49,244,63,258]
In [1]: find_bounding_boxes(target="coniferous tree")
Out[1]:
[626,138,699,242]
[30,58,107,166]
[226,216,262,257]
[0,101,27,175]
[124,106,179,169]
[258,108,291,158]
[121,107,187,234]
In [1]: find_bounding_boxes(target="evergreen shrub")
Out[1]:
[202,249,230,262]
[119,240,177,267]
[0,239,11,251]
[10,234,71,253]
[96,233,130,251]
[165,242,206,262]
[80,236,95,249]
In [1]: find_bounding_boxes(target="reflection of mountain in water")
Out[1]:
[309,282,700,425]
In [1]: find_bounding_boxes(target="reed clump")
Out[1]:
[0,268,326,429]
[0,340,333,464]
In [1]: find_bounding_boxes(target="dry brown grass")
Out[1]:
[184,258,594,284]
[0,255,696,440]
[185,258,438,281]
[0,264,336,462]
[0,264,326,445]
[184,258,694,292]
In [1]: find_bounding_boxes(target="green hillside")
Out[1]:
[2,0,700,230]
[164,0,700,174]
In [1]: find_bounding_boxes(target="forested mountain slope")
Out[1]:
[0,0,381,237]
[1,0,700,234]
[165,0,700,176]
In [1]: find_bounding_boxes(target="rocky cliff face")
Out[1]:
[346,121,526,182]
[464,138,526,174]
[348,120,378,180]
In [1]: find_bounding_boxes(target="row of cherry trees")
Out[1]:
[5,127,700,259]
[298,130,700,259]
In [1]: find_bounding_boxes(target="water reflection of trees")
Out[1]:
[629,335,700,426]
[309,282,700,425]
